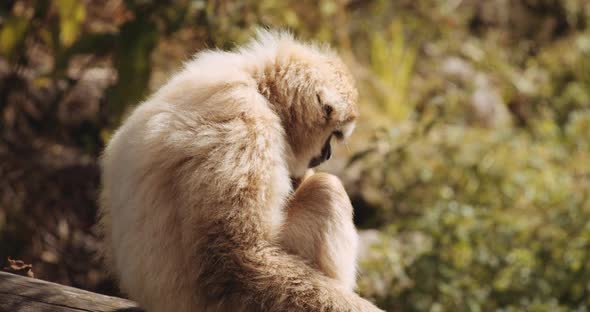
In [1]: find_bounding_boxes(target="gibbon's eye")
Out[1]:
[317,93,333,121]
[333,130,344,141]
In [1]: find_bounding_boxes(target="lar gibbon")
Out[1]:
[98,30,383,312]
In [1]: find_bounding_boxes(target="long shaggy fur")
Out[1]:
[98,30,382,311]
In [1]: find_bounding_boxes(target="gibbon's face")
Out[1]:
[307,89,357,169]
[285,52,358,178]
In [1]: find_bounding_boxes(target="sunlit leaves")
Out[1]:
[369,21,416,121]
[0,16,28,59]
[566,110,590,151]
[56,0,86,48]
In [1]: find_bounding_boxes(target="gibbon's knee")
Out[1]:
[281,173,359,290]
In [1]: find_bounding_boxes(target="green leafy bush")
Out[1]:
[351,2,590,310]
[355,123,590,311]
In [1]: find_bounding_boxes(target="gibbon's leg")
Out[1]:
[280,172,359,290]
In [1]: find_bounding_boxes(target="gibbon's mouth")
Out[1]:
[308,135,332,168]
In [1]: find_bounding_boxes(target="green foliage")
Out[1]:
[107,16,159,122]
[0,16,28,59]
[352,1,590,310]
[369,21,416,121]
[356,123,590,311]
[56,0,85,47]
[566,110,590,151]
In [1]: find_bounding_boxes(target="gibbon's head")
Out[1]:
[244,30,358,178]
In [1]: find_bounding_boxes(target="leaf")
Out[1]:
[57,0,86,48]
[0,16,29,59]
[107,17,159,123]
[2,257,34,278]
[54,33,116,74]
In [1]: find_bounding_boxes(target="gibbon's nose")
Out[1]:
[308,135,332,168]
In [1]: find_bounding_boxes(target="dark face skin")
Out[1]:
[308,134,333,168]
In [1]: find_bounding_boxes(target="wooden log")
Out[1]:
[0,271,143,312]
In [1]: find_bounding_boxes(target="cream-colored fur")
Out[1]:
[98,30,382,312]
[281,171,359,290]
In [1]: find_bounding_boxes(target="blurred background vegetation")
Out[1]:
[1,0,590,311]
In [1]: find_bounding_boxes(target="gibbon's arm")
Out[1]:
[178,88,382,312]
[281,172,359,291]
